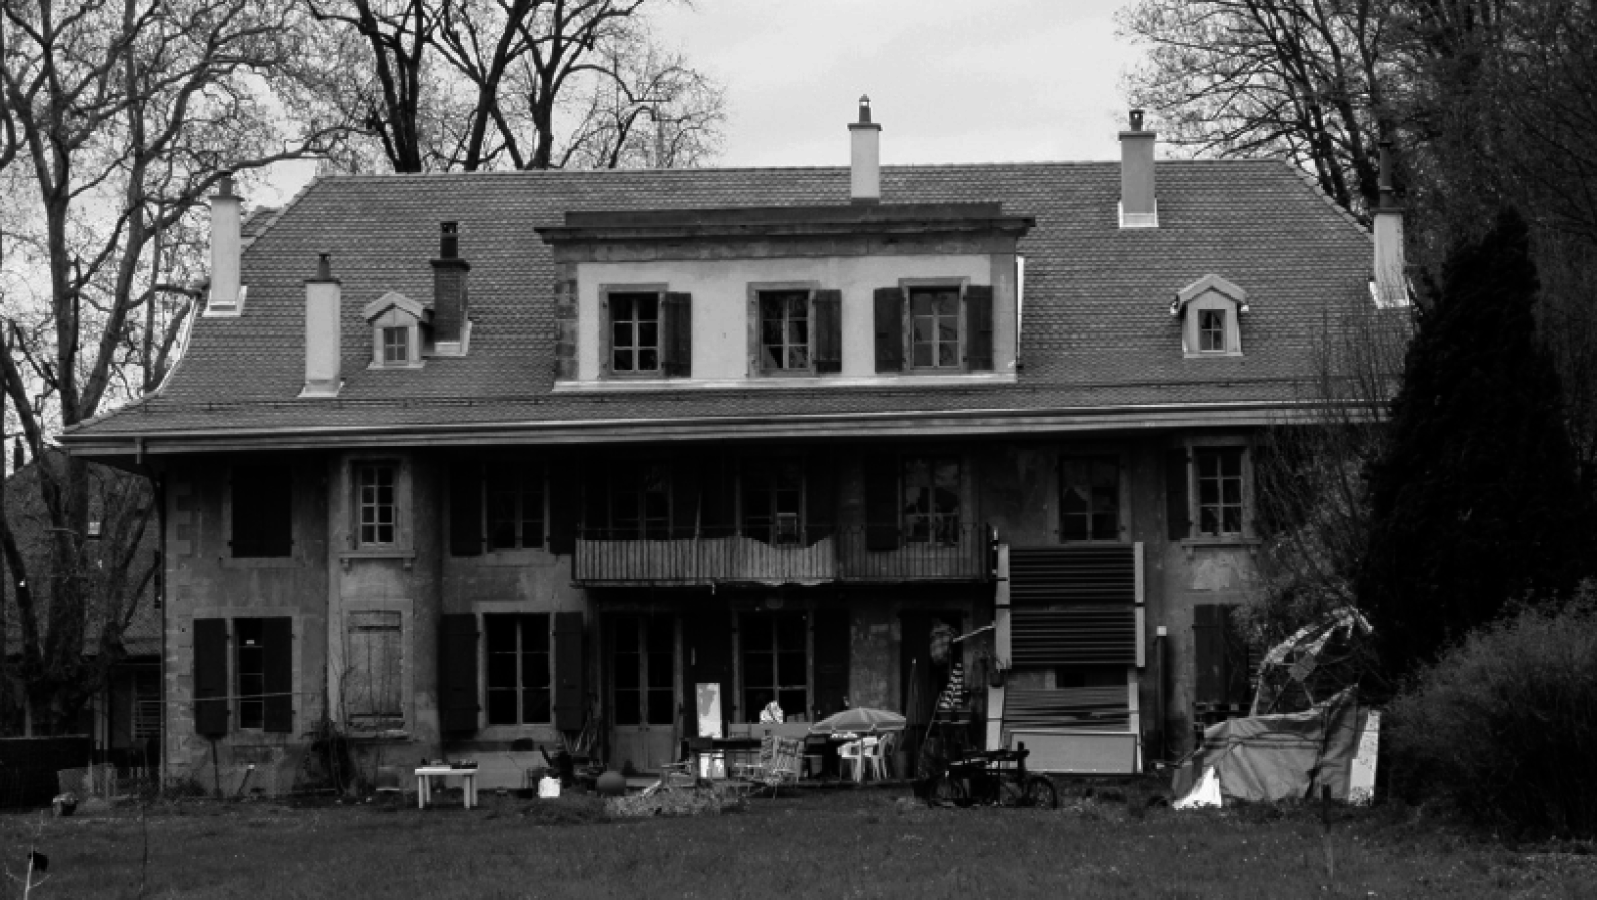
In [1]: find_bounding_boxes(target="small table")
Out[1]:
[415,766,479,809]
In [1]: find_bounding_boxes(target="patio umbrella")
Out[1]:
[809,707,907,735]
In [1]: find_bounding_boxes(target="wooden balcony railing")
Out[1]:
[573,523,992,586]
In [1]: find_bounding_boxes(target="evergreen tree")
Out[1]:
[1360,208,1594,677]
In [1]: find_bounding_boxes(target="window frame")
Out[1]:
[600,284,668,378]
[1177,283,1245,358]
[747,281,821,377]
[367,305,423,370]
[1174,438,1256,542]
[898,277,971,374]
[587,459,673,540]
[483,460,547,552]
[739,610,811,722]
[192,610,301,737]
[740,456,807,545]
[1058,453,1126,543]
[227,463,294,560]
[235,618,267,730]
[901,455,962,545]
[483,613,553,727]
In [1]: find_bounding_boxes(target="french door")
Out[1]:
[609,615,676,773]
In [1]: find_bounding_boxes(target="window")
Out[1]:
[236,619,266,729]
[1174,275,1246,357]
[909,286,961,369]
[586,462,671,540]
[741,611,807,720]
[132,670,161,741]
[485,614,551,725]
[487,463,545,550]
[231,465,292,557]
[355,462,398,546]
[742,459,804,544]
[609,292,660,374]
[759,290,810,372]
[345,611,403,728]
[612,616,674,726]
[1060,456,1120,542]
[1196,447,1245,536]
[1199,310,1225,352]
[382,326,409,364]
[903,457,960,543]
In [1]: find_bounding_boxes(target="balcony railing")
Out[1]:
[573,523,992,586]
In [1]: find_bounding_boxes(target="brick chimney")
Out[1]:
[1372,142,1407,307]
[301,253,342,398]
[208,172,243,313]
[849,96,881,204]
[431,222,471,349]
[1119,110,1157,228]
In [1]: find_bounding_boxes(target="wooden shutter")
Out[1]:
[1166,447,1191,541]
[670,457,700,539]
[873,287,904,373]
[193,618,229,736]
[553,611,586,731]
[1010,607,1137,665]
[546,457,580,555]
[863,455,900,551]
[449,461,483,557]
[581,463,609,538]
[813,608,851,719]
[662,292,693,377]
[812,289,843,374]
[699,455,737,539]
[438,614,479,733]
[262,617,294,733]
[964,284,994,371]
[231,466,292,557]
[1193,604,1226,705]
[804,453,836,543]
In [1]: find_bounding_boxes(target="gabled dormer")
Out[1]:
[1172,274,1247,358]
[363,291,430,369]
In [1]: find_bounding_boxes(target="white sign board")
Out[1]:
[1348,710,1381,806]
[695,682,723,739]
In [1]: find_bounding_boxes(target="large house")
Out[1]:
[61,100,1400,791]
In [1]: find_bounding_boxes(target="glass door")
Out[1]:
[609,615,676,773]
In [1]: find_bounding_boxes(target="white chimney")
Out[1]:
[849,96,881,204]
[1119,110,1157,228]
[1372,142,1408,307]
[208,172,243,314]
[301,253,343,398]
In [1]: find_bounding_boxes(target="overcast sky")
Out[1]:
[258,0,1144,204]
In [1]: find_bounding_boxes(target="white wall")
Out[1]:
[574,254,1013,381]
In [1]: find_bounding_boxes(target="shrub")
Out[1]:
[1387,584,1597,836]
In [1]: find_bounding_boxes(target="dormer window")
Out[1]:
[364,291,430,369]
[1172,274,1247,358]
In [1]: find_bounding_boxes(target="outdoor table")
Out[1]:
[415,765,479,809]
[685,737,761,777]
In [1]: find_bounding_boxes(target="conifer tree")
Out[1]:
[1359,208,1594,676]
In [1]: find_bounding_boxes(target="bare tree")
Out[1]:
[0,0,340,730]
[305,0,725,172]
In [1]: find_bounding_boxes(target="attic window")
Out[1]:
[363,291,430,369]
[1172,274,1247,358]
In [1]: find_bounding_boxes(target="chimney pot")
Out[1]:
[432,223,471,344]
[1372,141,1406,306]
[1129,109,1144,131]
[440,221,459,259]
[848,96,882,204]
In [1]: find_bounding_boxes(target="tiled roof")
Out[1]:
[64,160,1375,447]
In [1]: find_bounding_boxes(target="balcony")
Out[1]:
[573,523,992,587]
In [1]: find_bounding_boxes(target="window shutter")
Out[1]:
[262,617,294,733]
[193,618,229,736]
[662,292,693,377]
[804,453,836,543]
[699,455,737,539]
[812,289,843,374]
[438,614,479,733]
[964,285,994,371]
[580,464,609,539]
[670,458,700,539]
[546,458,580,555]
[863,455,900,551]
[873,287,904,373]
[813,608,851,719]
[449,461,483,557]
[599,294,612,376]
[1166,448,1191,541]
[553,611,586,731]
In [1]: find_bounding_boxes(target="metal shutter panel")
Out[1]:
[262,617,294,733]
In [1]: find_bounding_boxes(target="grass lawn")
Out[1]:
[2,786,1592,899]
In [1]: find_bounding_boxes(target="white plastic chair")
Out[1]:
[839,736,880,782]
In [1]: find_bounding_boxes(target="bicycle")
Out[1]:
[927,743,1058,809]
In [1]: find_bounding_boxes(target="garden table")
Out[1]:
[414,766,479,809]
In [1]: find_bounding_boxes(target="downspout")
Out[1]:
[1154,625,1168,763]
[139,445,168,791]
